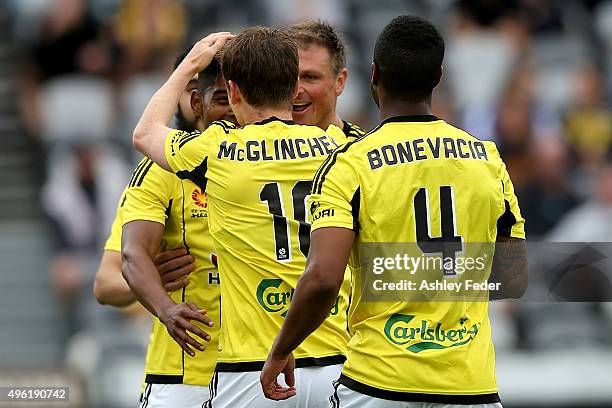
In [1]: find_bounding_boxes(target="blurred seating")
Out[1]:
[38,76,114,143]
[531,36,590,112]
[115,73,164,152]
[446,31,517,113]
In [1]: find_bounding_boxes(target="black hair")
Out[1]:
[373,15,444,100]
[173,47,195,131]
[172,46,222,131]
[173,48,190,69]
[174,45,221,93]
[197,55,222,93]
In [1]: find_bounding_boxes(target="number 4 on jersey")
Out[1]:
[414,186,463,276]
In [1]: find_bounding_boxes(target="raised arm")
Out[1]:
[133,32,233,170]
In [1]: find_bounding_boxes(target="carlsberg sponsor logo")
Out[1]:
[256,279,339,318]
[384,313,479,353]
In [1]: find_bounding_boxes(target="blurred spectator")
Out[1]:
[548,149,612,242]
[564,63,612,167]
[21,0,115,134]
[517,138,581,239]
[29,0,113,81]
[42,143,128,342]
[474,60,561,187]
[113,0,186,77]
[493,63,534,189]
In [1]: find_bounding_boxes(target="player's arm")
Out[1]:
[93,176,195,307]
[261,227,355,400]
[94,247,196,307]
[94,196,135,307]
[94,250,134,307]
[122,220,212,356]
[489,150,528,300]
[262,151,358,400]
[489,236,527,300]
[133,32,233,169]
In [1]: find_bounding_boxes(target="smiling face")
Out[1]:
[190,73,236,131]
[292,44,346,129]
[201,74,235,128]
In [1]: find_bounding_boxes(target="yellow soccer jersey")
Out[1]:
[342,120,366,139]
[104,191,125,253]
[165,118,351,370]
[310,115,525,402]
[106,158,220,386]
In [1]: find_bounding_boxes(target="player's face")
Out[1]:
[176,75,199,131]
[201,74,235,128]
[293,45,345,129]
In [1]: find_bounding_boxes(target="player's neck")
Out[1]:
[330,113,344,129]
[318,113,344,130]
[378,96,433,121]
[238,105,293,126]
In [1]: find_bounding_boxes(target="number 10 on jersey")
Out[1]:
[260,181,313,262]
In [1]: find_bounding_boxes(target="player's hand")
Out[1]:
[158,302,214,357]
[184,32,235,73]
[260,352,296,400]
[154,247,195,292]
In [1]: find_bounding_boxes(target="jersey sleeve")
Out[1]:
[489,144,526,239]
[310,148,360,231]
[164,121,229,189]
[121,158,176,227]
[103,189,126,252]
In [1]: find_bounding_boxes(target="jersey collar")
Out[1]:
[252,116,295,126]
[381,115,440,125]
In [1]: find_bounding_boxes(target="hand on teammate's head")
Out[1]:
[183,32,235,73]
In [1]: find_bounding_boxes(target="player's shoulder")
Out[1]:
[209,119,238,134]
[436,121,503,162]
[341,120,366,139]
[127,156,177,189]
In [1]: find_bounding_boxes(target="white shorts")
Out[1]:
[331,381,503,408]
[139,383,210,408]
[204,364,343,408]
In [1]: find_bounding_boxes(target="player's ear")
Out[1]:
[227,80,241,105]
[370,62,380,108]
[191,89,204,118]
[433,66,443,89]
[371,62,379,87]
[335,68,348,97]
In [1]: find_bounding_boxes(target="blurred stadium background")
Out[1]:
[0,0,612,406]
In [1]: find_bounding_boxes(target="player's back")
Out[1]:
[174,118,351,367]
[310,115,525,398]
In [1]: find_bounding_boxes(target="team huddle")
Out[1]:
[94,16,527,408]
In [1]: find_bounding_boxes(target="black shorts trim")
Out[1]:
[339,374,501,405]
[145,374,183,384]
[215,354,346,372]
[295,354,346,368]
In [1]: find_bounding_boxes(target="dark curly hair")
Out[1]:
[374,15,444,99]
